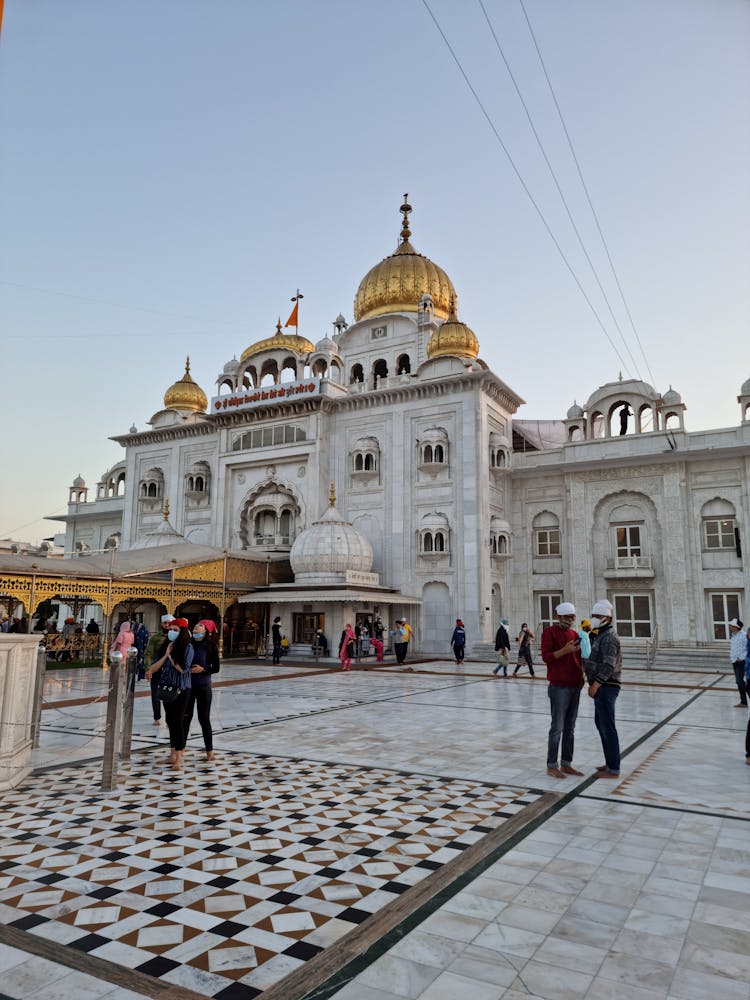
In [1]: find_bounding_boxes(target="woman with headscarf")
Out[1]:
[109,619,135,660]
[338,623,356,671]
[184,619,220,761]
[146,617,193,770]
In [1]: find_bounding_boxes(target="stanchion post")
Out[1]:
[30,644,47,749]
[101,651,124,791]
[120,648,138,761]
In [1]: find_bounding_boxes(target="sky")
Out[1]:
[1,0,748,545]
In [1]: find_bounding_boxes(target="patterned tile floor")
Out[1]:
[2,657,749,999]
[0,746,541,998]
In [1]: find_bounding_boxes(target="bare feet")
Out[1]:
[170,751,183,771]
[561,765,584,776]
[206,751,216,762]
[153,719,161,726]
[596,771,620,779]
[547,767,567,779]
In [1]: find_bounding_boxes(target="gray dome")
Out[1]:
[72,473,86,488]
[290,503,373,583]
[223,356,239,374]
[741,375,750,396]
[662,385,682,406]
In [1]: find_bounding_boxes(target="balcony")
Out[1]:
[604,555,654,579]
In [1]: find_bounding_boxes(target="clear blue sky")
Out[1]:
[1,1,748,544]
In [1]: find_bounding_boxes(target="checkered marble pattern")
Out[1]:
[0,751,542,998]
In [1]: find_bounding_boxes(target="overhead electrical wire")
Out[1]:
[478,0,643,380]
[0,279,246,330]
[419,0,633,376]
[518,0,656,386]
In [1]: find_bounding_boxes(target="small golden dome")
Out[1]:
[427,298,480,361]
[240,320,315,365]
[163,357,208,412]
[353,195,456,322]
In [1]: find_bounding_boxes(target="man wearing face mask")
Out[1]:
[541,602,584,779]
[584,599,622,778]
[144,614,174,727]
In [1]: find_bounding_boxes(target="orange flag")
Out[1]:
[285,301,299,328]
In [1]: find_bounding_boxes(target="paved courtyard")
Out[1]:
[1,655,749,999]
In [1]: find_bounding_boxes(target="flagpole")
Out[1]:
[289,289,303,336]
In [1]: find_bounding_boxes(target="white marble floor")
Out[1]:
[1,657,748,999]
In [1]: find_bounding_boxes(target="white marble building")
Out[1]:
[51,199,750,654]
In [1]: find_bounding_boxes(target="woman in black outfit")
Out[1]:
[146,617,193,770]
[184,619,220,761]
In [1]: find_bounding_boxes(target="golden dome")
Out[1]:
[427,298,480,361]
[163,357,208,412]
[240,320,315,365]
[353,196,456,322]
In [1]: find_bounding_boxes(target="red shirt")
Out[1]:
[541,624,583,687]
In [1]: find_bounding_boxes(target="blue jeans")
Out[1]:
[594,684,620,773]
[547,685,581,768]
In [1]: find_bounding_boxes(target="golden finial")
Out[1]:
[329,481,336,507]
[399,193,412,243]
[448,293,458,320]
[185,356,191,374]
[163,500,170,521]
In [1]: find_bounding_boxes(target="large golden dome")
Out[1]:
[240,320,315,365]
[353,196,456,322]
[427,298,480,361]
[163,357,208,412]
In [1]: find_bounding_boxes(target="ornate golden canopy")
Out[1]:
[163,357,208,412]
[426,297,480,361]
[240,320,315,365]
[353,196,456,322]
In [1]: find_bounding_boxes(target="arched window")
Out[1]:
[240,480,300,550]
[397,353,411,375]
[372,358,388,386]
[419,428,449,469]
[490,517,511,558]
[351,437,380,477]
[489,432,510,472]
[419,513,450,556]
[701,498,737,551]
[532,510,560,557]
[350,363,364,384]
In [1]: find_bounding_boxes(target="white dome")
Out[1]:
[223,356,239,374]
[315,335,339,354]
[72,473,86,488]
[741,375,750,396]
[662,385,682,406]
[290,503,373,582]
[567,401,584,419]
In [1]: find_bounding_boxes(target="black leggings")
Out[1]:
[165,690,190,750]
[514,646,535,676]
[184,684,213,752]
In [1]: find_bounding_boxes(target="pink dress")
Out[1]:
[110,625,134,656]
[339,627,356,670]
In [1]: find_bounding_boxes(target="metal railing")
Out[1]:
[645,624,659,669]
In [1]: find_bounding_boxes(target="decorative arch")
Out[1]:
[421,581,451,652]
[350,363,364,384]
[397,353,411,375]
[139,467,164,500]
[418,427,449,469]
[239,480,300,549]
[419,512,450,556]
[372,358,388,387]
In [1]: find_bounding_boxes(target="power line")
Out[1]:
[478,0,643,380]
[419,0,632,376]
[0,279,246,329]
[518,0,656,386]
